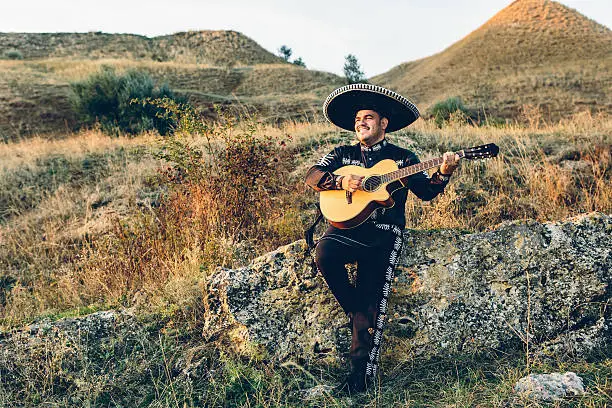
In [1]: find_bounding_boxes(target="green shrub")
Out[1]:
[429,97,472,127]
[3,49,23,60]
[70,66,183,135]
[292,57,306,68]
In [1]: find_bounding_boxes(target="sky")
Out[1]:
[2,0,610,77]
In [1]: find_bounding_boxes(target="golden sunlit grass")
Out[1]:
[0,58,218,82]
[0,128,157,171]
[1,112,610,328]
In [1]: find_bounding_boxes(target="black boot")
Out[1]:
[342,311,373,394]
[347,356,368,393]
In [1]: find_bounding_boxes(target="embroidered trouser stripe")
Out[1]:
[366,224,404,379]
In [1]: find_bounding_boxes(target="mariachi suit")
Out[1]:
[305,138,449,383]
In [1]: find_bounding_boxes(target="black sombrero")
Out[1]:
[323,83,420,133]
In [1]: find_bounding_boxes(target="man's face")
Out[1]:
[354,109,388,146]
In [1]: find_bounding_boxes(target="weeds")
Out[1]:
[2,319,608,407]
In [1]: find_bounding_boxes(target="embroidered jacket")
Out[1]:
[305,138,448,230]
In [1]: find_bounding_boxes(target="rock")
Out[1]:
[299,384,335,400]
[0,309,214,405]
[514,372,585,401]
[0,310,138,399]
[209,240,348,364]
[211,212,611,362]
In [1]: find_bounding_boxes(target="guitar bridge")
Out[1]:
[346,191,352,204]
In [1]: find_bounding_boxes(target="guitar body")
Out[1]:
[317,143,500,229]
[320,159,400,229]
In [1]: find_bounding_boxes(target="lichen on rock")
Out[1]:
[212,212,611,362]
[514,371,585,401]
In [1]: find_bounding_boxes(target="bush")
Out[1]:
[153,102,293,241]
[70,66,182,135]
[429,97,472,127]
[73,103,297,303]
[3,49,23,60]
[292,57,306,68]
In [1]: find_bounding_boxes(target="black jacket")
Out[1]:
[305,138,448,230]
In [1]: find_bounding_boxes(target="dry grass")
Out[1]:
[402,111,611,229]
[0,129,161,323]
[0,128,157,171]
[0,120,335,325]
[0,58,218,82]
[1,113,610,328]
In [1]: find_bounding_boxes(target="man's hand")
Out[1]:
[341,174,364,192]
[440,151,461,175]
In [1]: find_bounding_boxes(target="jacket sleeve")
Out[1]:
[400,151,449,201]
[305,147,345,192]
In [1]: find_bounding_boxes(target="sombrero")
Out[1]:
[323,83,420,133]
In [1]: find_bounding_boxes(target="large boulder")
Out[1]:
[211,213,611,363]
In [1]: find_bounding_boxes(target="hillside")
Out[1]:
[0,30,283,66]
[0,31,344,140]
[372,0,612,121]
[0,109,610,405]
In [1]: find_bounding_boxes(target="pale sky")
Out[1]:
[1,0,610,77]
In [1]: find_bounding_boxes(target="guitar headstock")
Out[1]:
[462,143,499,160]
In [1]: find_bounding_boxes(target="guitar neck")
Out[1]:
[380,150,465,184]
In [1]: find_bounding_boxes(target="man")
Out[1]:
[305,83,460,393]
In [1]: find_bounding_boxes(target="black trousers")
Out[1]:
[314,224,403,379]
[315,233,396,314]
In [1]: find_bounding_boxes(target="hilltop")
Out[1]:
[0,30,283,66]
[372,0,612,121]
[0,31,344,140]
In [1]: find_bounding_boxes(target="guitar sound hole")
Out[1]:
[362,176,382,192]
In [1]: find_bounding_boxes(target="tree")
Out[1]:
[343,54,366,84]
[292,57,306,68]
[278,45,292,61]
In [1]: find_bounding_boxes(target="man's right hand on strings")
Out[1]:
[341,175,364,192]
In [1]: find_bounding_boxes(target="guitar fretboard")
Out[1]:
[380,151,465,184]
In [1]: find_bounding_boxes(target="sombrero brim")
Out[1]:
[323,83,420,133]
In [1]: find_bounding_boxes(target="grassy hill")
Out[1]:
[371,0,612,121]
[0,30,284,65]
[0,31,344,140]
[1,0,611,139]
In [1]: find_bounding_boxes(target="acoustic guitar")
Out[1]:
[319,143,499,229]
